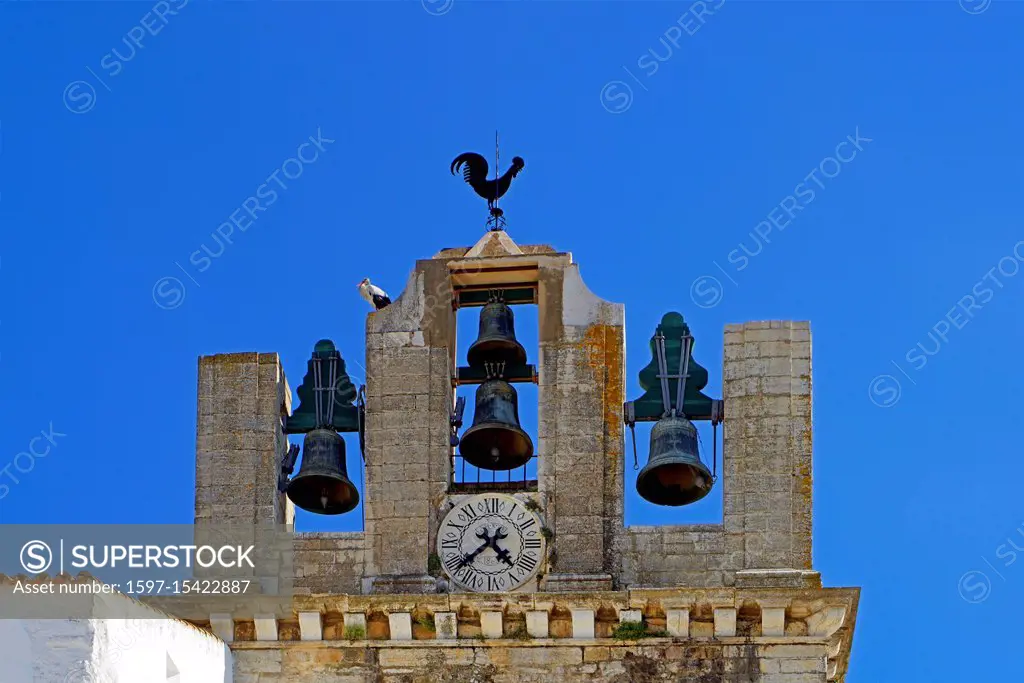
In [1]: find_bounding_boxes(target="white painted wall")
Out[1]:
[3,591,232,683]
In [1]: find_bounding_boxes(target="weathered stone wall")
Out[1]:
[362,260,454,589]
[618,525,737,588]
[232,641,828,683]
[615,321,814,589]
[721,321,813,570]
[294,533,365,595]
[195,352,292,527]
[178,587,856,681]
[537,263,625,586]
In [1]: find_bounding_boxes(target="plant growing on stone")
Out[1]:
[507,623,530,640]
[523,498,542,512]
[540,526,554,540]
[415,614,436,631]
[427,552,442,576]
[611,621,662,640]
[343,624,366,640]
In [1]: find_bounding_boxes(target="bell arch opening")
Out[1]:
[452,300,539,493]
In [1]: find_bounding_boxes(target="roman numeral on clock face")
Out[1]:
[444,554,463,572]
[524,537,542,549]
[441,538,460,550]
[518,553,538,572]
[518,518,536,531]
[458,567,483,589]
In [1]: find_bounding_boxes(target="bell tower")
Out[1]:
[359,229,627,594]
[189,227,860,682]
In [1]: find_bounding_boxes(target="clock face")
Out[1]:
[437,493,545,593]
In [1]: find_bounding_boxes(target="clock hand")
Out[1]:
[458,540,491,568]
[458,528,494,568]
[488,528,514,567]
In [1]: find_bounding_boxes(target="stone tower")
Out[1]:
[187,230,860,682]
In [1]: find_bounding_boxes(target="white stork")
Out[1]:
[358,278,392,310]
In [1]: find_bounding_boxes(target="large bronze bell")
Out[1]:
[636,415,713,506]
[459,379,534,470]
[287,429,359,515]
[467,301,527,367]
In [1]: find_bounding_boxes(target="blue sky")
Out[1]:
[2,0,1023,679]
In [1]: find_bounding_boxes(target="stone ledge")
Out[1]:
[190,586,858,680]
[735,569,821,589]
[227,636,842,649]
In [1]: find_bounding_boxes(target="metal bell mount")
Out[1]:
[281,340,360,515]
[624,313,724,507]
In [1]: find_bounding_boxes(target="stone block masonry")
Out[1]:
[362,258,455,587]
[231,640,830,682]
[294,532,365,595]
[721,321,813,570]
[157,586,856,681]
[616,321,815,588]
[536,262,625,587]
[195,352,293,527]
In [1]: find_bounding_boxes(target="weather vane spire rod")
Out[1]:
[491,130,503,229]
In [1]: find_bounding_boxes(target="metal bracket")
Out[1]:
[484,361,506,379]
[278,443,299,493]
[653,333,694,418]
[450,396,466,447]
[623,402,639,471]
[711,399,725,425]
[311,355,339,429]
[357,385,367,461]
[455,364,536,385]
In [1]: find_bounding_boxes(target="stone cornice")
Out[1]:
[148,586,858,682]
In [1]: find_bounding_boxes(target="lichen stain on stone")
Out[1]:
[580,324,624,439]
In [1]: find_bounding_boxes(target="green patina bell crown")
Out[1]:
[636,415,713,506]
[286,340,360,434]
[282,339,362,515]
[632,313,715,421]
[625,312,722,507]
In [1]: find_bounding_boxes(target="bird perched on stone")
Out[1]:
[451,152,525,212]
[358,278,391,310]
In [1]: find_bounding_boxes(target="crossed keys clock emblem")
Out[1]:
[459,526,514,569]
[437,493,546,593]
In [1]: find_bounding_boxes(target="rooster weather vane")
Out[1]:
[451,135,524,231]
